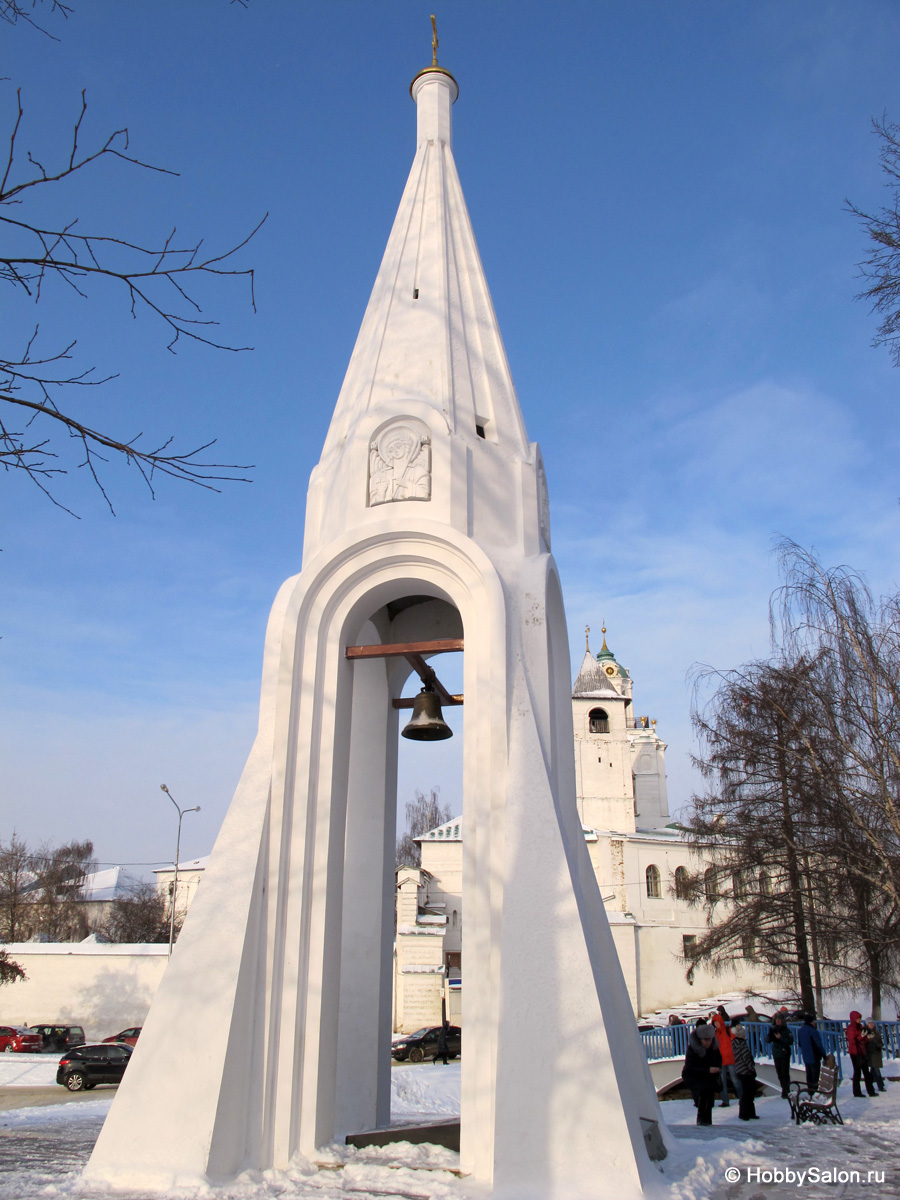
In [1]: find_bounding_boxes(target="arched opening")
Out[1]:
[337,586,473,1140]
[589,707,610,734]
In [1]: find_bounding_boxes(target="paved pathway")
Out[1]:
[0,1085,115,1111]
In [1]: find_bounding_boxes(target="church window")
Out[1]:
[758,869,771,896]
[704,867,718,902]
[451,910,458,927]
[731,870,745,899]
[741,933,755,959]
[682,934,698,959]
[589,708,609,734]
[645,864,661,899]
[674,866,690,901]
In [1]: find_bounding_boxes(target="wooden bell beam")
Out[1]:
[345,637,464,709]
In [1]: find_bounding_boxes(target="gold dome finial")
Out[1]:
[600,622,608,652]
[431,13,439,65]
[585,624,590,652]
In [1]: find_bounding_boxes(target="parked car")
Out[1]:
[56,1043,133,1091]
[101,1027,141,1047]
[0,1026,43,1054]
[391,1025,461,1063]
[30,1025,86,1054]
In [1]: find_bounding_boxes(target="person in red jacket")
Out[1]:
[711,1006,743,1106]
[846,1010,877,1097]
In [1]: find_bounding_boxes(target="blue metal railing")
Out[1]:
[641,1018,900,1085]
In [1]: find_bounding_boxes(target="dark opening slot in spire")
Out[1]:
[413,287,419,300]
[475,425,486,439]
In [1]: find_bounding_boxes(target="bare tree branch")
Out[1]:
[847,115,900,366]
[2,79,263,511]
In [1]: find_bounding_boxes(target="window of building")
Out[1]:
[731,869,745,899]
[758,869,772,896]
[645,864,661,899]
[682,934,698,959]
[589,708,610,734]
[704,867,718,902]
[674,866,690,901]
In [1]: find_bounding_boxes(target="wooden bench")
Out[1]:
[788,1055,843,1125]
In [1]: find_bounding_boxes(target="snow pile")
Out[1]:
[390,1061,460,1119]
[0,1052,58,1087]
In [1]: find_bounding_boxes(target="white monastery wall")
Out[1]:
[0,943,168,1041]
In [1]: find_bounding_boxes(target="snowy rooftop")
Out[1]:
[152,855,209,874]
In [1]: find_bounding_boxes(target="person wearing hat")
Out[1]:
[847,1010,877,1097]
[797,1014,826,1092]
[682,1021,723,1126]
[730,1019,759,1121]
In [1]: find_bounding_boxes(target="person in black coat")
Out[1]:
[682,1022,722,1126]
[767,1012,794,1098]
[433,1022,449,1066]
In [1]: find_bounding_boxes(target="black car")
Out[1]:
[391,1025,461,1063]
[31,1024,86,1054]
[56,1043,133,1091]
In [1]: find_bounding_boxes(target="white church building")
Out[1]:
[393,627,771,1030]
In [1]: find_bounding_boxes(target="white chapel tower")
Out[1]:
[86,41,668,1200]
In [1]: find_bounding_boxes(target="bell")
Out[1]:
[401,686,453,741]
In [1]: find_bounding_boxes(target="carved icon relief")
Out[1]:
[368,422,432,506]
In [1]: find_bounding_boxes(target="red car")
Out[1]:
[101,1027,141,1047]
[0,1026,43,1054]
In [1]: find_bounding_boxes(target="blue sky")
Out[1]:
[2,1,899,873]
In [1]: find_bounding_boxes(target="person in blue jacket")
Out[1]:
[797,1014,827,1092]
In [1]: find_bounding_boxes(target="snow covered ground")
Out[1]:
[1,1057,899,1198]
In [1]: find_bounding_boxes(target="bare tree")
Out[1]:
[775,539,900,1014]
[2,2,262,513]
[847,115,900,366]
[682,543,900,1016]
[0,832,35,942]
[396,787,452,869]
[685,657,833,1014]
[103,879,171,944]
[0,834,94,942]
[28,839,95,941]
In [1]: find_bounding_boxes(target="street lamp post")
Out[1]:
[159,784,200,957]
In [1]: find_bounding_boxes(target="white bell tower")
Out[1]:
[86,47,669,1200]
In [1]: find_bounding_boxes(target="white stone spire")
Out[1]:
[305,63,534,563]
